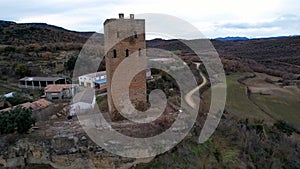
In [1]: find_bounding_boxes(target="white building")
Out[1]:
[70,88,96,116]
[78,71,106,88]
[78,70,152,89]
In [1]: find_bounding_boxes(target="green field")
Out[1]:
[204,73,300,129]
[224,73,271,119]
[285,86,300,98]
[251,93,300,129]
[201,73,271,119]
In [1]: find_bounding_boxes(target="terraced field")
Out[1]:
[251,94,300,129]
[224,73,273,119]
[245,73,300,129]
[217,72,300,129]
[202,73,269,119]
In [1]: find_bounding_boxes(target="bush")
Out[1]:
[274,120,296,136]
[0,106,35,134]
[65,56,77,71]
[6,97,30,106]
[15,63,28,77]
[4,46,16,53]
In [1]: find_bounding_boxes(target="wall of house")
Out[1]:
[46,92,62,100]
[70,102,94,116]
[79,75,106,88]
[32,103,64,121]
[79,76,95,88]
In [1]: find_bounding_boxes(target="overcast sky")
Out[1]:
[1,0,299,39]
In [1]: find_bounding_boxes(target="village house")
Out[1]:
[44,84,77,101]
[0,99,57,121]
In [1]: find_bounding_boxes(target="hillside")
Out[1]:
[0,20,104,82]
[1,19,299,82]
[147,36,300,77]
[0,20,93,45]
[212,37,300,76]
[136,113,300,169]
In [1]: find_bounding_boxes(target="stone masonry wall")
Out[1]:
[104,15,147,117]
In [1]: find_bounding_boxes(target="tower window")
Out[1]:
[126,49,129,57]
[138,48,141,56]
[134,31,138,38]
[113,49,117,58]
[117,31,119,38]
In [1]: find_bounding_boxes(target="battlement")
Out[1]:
[104,13,144,25]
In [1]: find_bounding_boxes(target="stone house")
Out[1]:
[44,84,77,101]
[0,99,59,121]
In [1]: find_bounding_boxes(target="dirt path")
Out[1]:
[184,62,207,108]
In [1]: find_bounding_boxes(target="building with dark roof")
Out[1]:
[19,77,69,90]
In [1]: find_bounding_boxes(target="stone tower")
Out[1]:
[104,13,147,115]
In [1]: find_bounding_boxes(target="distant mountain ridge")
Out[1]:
[215,35,299,41]
[215,37,249,41]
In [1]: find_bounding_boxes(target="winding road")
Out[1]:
[184,62,207,108]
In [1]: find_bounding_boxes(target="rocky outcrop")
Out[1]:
[0,127,141,169]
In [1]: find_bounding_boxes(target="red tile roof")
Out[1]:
[44,84,73,93]
[0,99,52,112]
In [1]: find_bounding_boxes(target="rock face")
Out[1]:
[0,104,162,169]
[0,134,138,169]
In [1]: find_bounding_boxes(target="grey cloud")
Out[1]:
[0,0,118,21]
[219,14,300,30]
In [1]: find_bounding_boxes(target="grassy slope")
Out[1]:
[251,93,300,129]
[225,73,270,119]
[224,73,300,129]
[285,86,300,98]
[203,73,270,119]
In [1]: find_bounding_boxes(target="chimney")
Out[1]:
[130,14,134,19]
[119,13,124,19]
